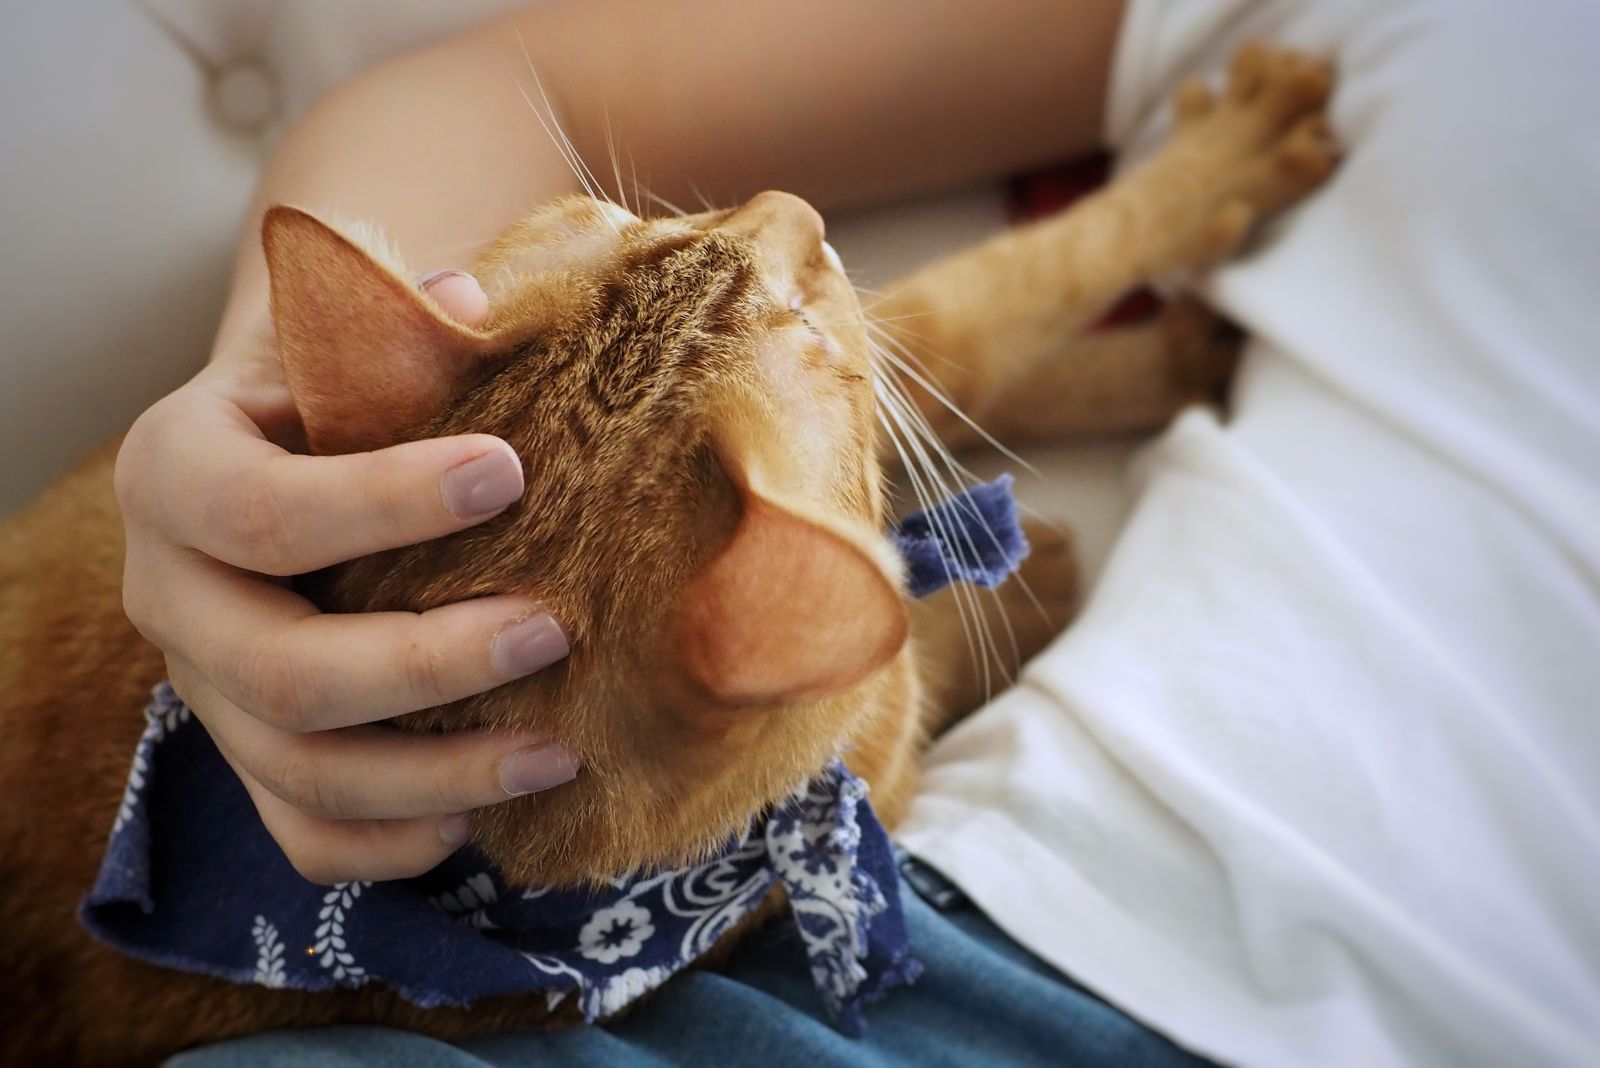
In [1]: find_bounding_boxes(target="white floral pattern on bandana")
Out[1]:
[578,900,656,964]
[81,686,922,1034]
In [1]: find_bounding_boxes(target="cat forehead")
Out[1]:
[472,197,786,373]
[449,227,766,453]
[478,197,701,284]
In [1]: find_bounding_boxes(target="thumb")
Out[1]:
[417,269,491,329]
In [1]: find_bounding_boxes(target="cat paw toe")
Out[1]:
[1257,49,1333,126]
[1174,78,1216,127]
[1227,40,1272,102]
[1277,113,1340,183]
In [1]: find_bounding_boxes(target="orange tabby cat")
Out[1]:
[0,44,1334,1065]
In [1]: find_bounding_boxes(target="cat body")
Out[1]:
[0,44,1335,1064]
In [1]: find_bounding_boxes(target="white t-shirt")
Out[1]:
[896,0,1600,1064]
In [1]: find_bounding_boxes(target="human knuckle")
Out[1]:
[120,571,157,638]
[409,766,462,818]
[112,406,166,511]
[359,453,425,544]
[269,753,341,818]
[400,635,454,706]
[220,475,298,574]
[239,645,318,732]
[358,445,408,495]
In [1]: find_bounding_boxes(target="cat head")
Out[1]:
[262,193,910,886]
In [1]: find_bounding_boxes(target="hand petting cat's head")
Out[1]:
[263,193,910,886]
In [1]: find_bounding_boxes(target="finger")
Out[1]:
[141,403,526,575]
[220,746,472,884]
[418,269,491,328]
[176,666,578,822]
[151,550,568,731]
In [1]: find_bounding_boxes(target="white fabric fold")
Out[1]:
[899,1,1600,1063]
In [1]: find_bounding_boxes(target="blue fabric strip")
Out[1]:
[892,475,1029,599]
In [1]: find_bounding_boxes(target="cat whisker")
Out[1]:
[511,28,620,231]
[866,322,1036,475]
[888,397,1011,696]
[873,354,1025,692]
[855,310,944,328]
[856,290,994,376]
[874,377,986,684]
[847,290,969,382]
[856,284,936,320]
[892,374,1050,638]
[865,315,969,391]
[872,347,1025,693]
[871,340,1053,634]
[863,303,1028,562]
[603,105,630,215]
[622,154,690,220]
[634,184,692,220]
[509,75,607,217]
[873,371,976,658]
[689,182,718,214]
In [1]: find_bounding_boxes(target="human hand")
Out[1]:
[115,269,577,885]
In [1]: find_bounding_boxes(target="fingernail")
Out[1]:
[417,269,469,291]
[500,743,580,796]
[491,612,570,677]
[442,447,524,519]
[439,813,472,848]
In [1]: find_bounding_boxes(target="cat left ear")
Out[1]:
[670,488,910,709]
[262,206,494,455]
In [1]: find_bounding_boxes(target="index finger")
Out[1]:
[144,399,526,576]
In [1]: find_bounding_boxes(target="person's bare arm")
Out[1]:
[117,0,1126,885]
[216,0,1123,348]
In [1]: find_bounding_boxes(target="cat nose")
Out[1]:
[742,190,825,240]
[722,190,826,259]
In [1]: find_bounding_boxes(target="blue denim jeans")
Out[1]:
[170,862,1206,1068]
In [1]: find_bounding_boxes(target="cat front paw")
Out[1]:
[1145,43,1341,269]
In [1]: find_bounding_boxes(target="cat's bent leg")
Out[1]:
[899,297,1244,451]
[871,43,1337,450]
[911,519,1080,735]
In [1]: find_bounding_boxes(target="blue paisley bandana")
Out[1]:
[80,478,1026,1034]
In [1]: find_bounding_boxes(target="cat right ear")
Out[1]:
[261,206,494,455]
[668,489,910,710]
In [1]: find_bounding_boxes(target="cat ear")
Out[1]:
[261,206,494,455]
[671,488,910,709]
